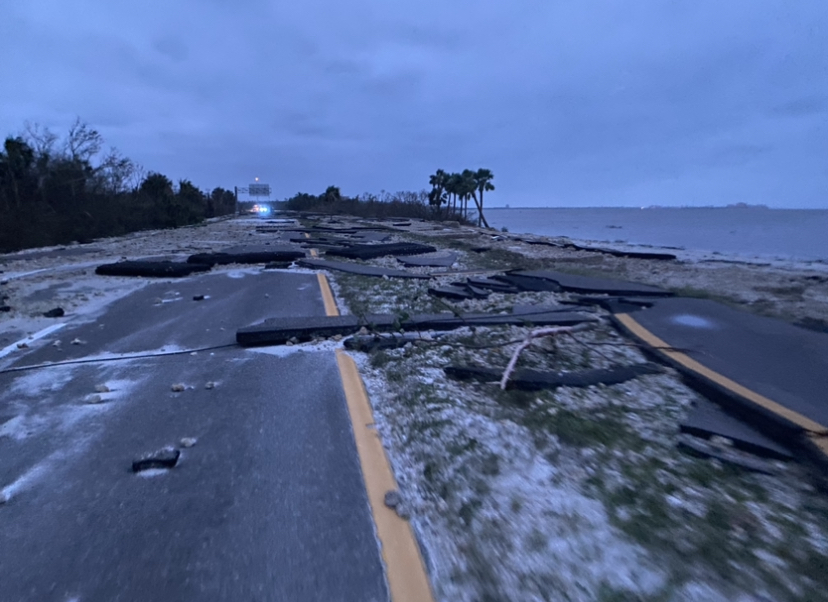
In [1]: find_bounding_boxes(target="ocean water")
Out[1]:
[486,207,828,262]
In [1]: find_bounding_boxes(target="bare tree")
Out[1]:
[23,122,58,157]
[65,117,103,162]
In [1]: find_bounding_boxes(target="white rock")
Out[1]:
[95,384,111,393]
[85,394,103,404]
[171,383,186,392]
[205,382,215,390]
[180,437,197,448]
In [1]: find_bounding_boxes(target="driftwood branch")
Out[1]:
[500,322,595,389]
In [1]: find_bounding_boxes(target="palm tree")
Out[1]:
[445,172,463,218]
[471,168,494,228]
[460,169,477,219]
[323,185,341,203]
[428,169,449,216]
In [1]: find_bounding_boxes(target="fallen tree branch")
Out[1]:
[500,322,595,389]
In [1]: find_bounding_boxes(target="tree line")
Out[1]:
[283,169,495,225]
[0,119,236,253]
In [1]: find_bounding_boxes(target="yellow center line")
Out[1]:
[616,313,828,435]
[316,273,338,317]
[317,273,435,602]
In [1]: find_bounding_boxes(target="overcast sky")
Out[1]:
[1,0,826,207]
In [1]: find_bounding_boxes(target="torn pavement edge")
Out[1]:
[610,313,828,484]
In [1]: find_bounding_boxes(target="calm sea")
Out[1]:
[486,207,828,262]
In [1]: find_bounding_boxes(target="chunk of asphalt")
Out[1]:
[296,258,430,279]
[470,246,491,253]
[491,274,563,292]
[466,277,521,294]
[238,315,390,346]
[568,295,657,313]
[680,397,793,460]
[96,261,211,278]
[384,490,402,508]
[326,242,437,260]
[237,310,595,346]
[187,248,305,266]
[566,243,677,261]
[351,232,391,243]
[676,435,781,475]
[444,362,662,391]
[263,261,294,270]
[193,295,205,301]
[132,447,181,472]
[510,270,673,296]
[397,252,458,267]
[344,334,423,352]
[428,285,476,300]
[0,305,12,312]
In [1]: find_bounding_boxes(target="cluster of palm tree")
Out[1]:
[428,168,494,228]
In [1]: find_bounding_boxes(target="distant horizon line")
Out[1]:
[488,204,823,210]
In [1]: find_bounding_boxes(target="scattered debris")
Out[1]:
[43,307,65,318]
[85,394,103,404]
[499,323,596,388]
[384,490,402,509]
[180,437,197,448]
[445,362,663,391]
[677,434,782,475]
[171,383,186,392]
[205,382,215,390]
[680,397,793,460]
[511,270,673,296]
[70,338,84,345]
[16,342,28,349]
[0,305,11,312]
[94,384,110,393]
[398,252,458,267]
[193,294,205,301]
[237,309,596,346]
[132,446,180,472]
[51,340,61,348]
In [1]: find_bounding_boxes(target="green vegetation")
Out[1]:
[285,188,462,221]
[0,119,235,252]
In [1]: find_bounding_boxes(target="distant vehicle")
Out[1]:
[248,204,271,216]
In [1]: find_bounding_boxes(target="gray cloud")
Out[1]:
[0,0,826,207]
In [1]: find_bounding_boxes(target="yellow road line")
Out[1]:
[318,272,434,601]
[317,273,338,317]
[616,313,828,435]
[336,350,435,602]
[310,248,319,258]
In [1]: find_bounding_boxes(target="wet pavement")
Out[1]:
[0,264,389,601]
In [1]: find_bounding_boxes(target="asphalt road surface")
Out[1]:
[0,268,389,601]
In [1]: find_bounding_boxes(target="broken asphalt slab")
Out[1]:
[296,258,430,279]
[444,362,663,391]
[565,243,677,261]
[95,261,212,278]
[325,242,437,260]
[613,296,828,465]
[511,270,673,296]
[187,245,305,266]
[681,397,793,460]
[237,309,596,346]
[397,252,458,267]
